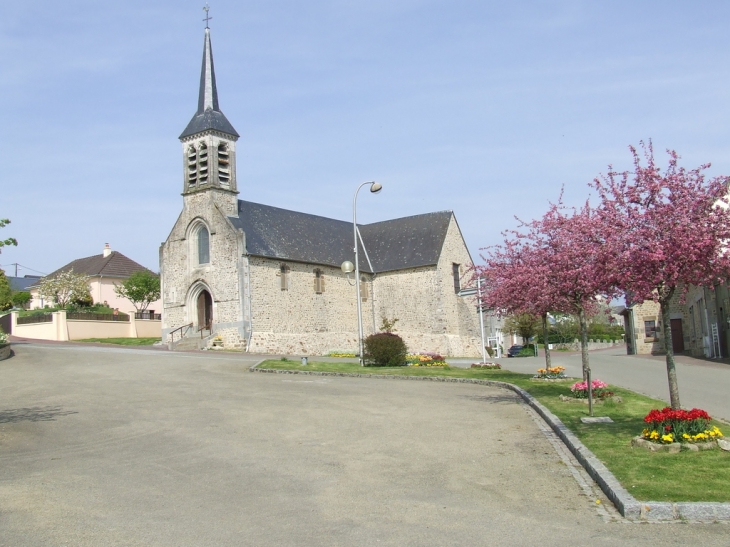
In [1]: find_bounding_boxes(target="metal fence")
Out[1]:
[17,314,53,325]
[66,312,129,322]
[135,312,161,320]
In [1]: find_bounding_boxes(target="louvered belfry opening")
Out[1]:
[198,142,209,184]
[187,145,198,188]
[217,143,230,186]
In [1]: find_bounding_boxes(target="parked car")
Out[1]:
[507,345,524,357]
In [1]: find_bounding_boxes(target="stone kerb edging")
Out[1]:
[0,344,11,361]
[249,363,730,522]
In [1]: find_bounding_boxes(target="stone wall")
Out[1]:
[627,299,663,355]
[162,199,482,357]
[160,188,247,347]
[246,216,482,357]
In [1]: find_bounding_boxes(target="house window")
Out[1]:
[453,263,461,294]
[198,143,209,184]
[644,320,657,339]
[280,264,290,290]
[313,269,325,294]
[187,145,198,187]
[218,143,230,186]
[198,226,210,265]
[360,275,368,302]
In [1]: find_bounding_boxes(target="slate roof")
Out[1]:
[8,276,41,292]
[179,28,239,140]
[34,252,154,286]
[230,200,454,273]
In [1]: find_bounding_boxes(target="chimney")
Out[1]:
[103,243,112,258]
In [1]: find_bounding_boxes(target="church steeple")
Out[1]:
[180,24,239,201]
[180,28,239,140]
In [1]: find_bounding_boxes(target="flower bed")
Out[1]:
[328,351,357,358]
[470,362,501,369]
[641,407,723,445]
[570,379,614,399]
[407,353,448,367]
[533,366,566,379]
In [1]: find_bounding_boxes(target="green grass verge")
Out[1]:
[259,359,729,503]
[75,338,161,346]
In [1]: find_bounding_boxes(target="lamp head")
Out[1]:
[341,261,355,274]
[369,182,382,193]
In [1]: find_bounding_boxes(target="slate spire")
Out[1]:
[180,28,239,140]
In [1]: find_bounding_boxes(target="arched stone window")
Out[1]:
[313,269,325,294]
[198,225,210,265]
[280,264,290,290]
[359,275,368,302]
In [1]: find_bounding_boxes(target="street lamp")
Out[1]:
[341,181,382,366]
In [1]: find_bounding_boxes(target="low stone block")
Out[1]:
[682,443,699,452]
[676,502,722,521]
[641,502,676,521]
[718,438,730,451]
[581,416,614,424]
[698,440,718,451]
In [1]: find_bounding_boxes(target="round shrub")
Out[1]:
[363,332,408,367]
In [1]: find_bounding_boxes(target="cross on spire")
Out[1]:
[203,4,212,28]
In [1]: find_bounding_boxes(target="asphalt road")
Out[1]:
[1,342,729,546]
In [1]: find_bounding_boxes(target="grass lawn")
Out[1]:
[259,359,729,503]
[76,338,161,346]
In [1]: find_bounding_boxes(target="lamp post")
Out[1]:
[341,181,382,366]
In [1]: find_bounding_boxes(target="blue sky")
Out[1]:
[3,1,730,276]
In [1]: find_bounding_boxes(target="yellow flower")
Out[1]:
[661,433,674,443]
[682,433,690,440]
[642,429,650,437]
[649,430,659,440]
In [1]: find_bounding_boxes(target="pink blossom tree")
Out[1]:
[528,202,618,390]
[592,142,730,409]
[479,198,618,415]
[477,232,559,369]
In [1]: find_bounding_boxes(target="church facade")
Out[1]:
[160,28,482,357]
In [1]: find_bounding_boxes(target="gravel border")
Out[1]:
[249,363,730,522]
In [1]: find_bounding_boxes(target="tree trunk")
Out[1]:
[661,298,681,409]
[578,306,593,416]
[543,312,552,370]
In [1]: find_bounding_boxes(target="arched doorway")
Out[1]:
[197,289,213,331]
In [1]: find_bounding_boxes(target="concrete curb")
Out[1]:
[249,364,730,522]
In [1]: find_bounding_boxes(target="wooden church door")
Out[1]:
[197,290,212,330]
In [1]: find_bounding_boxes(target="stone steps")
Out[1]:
[172,336,204,351]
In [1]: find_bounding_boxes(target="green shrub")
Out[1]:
[518,347,535,357]
[363,332,408,367]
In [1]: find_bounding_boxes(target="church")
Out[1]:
[160,27,482,357]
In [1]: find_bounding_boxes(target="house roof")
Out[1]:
[230,200,454,273]
[34,251,154,286]
[8,275,41,292]
[179,28,239,140]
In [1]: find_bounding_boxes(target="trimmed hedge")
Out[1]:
[363,332,408,367]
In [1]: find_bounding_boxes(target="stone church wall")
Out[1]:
[246,257,361,355]
[245,216,482,357]
[161,189,247,347]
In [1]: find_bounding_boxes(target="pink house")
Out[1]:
[29,244,162,314]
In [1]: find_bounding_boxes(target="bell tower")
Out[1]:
[179,26,239,212]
